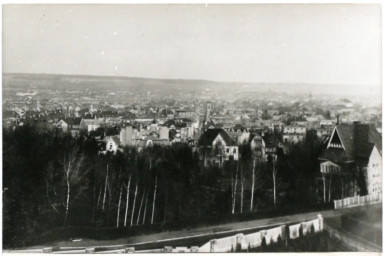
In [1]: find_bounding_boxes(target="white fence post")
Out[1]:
[337,194,382,209]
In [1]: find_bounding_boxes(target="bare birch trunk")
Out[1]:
[163,190,168,223]
[328,174,332,202]
[116,186,123,228]
[240,164,244,214]
[151,176,157,224]
[96,185,102,210]
[102,164,109,211]
[272,157,277,207]
[130,183,138,226]
[137,189,146,225]
[250,159,256,212]
[341,176,344,199]
[322,175,326,203]
[142,190,149,224]
[64,178,70,227]
[123,176,132,227]
[92,181,96,223]
[231,166,234,212]
[204,147,207,168]
[232,161,238,214]
[107,178,113,212]
[273,172,276,207]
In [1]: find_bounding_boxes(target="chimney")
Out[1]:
[336,114,340,125]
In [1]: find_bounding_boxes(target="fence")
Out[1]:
[334,193,382,209]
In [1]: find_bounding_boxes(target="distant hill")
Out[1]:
[2,73,380,98]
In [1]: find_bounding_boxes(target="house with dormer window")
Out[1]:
[103,135,121,154]
[319,122,382,200]
[198,128,238,167]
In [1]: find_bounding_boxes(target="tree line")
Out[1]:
[4,125,329,248]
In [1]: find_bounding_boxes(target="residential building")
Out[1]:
[319,122,382,199]
[283,125,307,144]
[104,135,121,154]
[197,128,239,167]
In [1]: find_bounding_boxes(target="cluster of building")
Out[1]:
[3,86,382,199]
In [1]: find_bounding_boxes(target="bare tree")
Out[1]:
[61,147,89,227]
[123,175,132,227]
[265,155,280,207]
[240,162,244,214]
[322,173,327,203]
[130,183,138,226]
[272,156,277,207]
[116,186,123,227]
[250,158,256,212]
[102,164,109,211]
[142,190,149,224]
[136,188,146,225]
[151,176,157,224]
[231,161,239,214]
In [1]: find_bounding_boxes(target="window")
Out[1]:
[233,148,237,154]
[226,148,229,153]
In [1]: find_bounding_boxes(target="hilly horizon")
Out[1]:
[2,72,381,98]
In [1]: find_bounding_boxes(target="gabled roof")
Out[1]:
[198,128,237,147]
[356,123,382,157]
[233,124,246,131]
[335,125,353,151]
[81,118,101,126]
[111,136,121,145]
[103,135,121,145]
[263,133,280,148]
[63,118,81,126]
[321,122,382,164]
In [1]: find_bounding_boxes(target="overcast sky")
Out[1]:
[3,4,381,88]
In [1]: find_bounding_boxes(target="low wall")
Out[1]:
[198,241,211,252]
[289,214,323,239]
[210,234,238,252]
[8,216,324,254]
[241,231,262,250]
[198,215,323,252]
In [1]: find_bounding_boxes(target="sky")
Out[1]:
[3,4,381,88]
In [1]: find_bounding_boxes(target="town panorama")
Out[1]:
[3,72,382,252]
[2,4,382,254]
